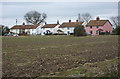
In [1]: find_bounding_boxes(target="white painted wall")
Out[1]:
[10,29,20,34]
[10,24,43,35]
[59,27,75,35]
[41,25,60,35]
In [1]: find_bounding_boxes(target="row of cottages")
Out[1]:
[41,20,84,35]
[59,20,84,35]
[11,17,113,35]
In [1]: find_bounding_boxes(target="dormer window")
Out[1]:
[90,26,92,29]
[96,26,99,28]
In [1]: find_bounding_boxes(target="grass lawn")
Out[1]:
[2,35,119,77]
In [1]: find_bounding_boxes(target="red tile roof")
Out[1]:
[59,22,84,28]
[42,24,58,28]
[86,20,111,26]
[11,24,40,29]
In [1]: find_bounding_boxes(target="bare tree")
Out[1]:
[81,13,92,23]
[110,16,119,27]
[24,11,47,25]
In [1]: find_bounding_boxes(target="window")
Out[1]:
[67,31,70,35]
[90,31,93,34]
[96,30,99,34]
[67,27,70,30]
[96,26,99,28]
[90,26,92,29]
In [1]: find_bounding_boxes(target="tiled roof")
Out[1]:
[11,24,40,29]
[42,24,58,28]
[86,20,109,26]
[59,22,83,28]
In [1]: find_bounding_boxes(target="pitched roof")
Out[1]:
[11,24,40,29]
[42,24,58,28]
[59,22,84,28]
[86,20,110,26]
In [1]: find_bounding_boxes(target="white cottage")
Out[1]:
[59,20,84,35]
[41,23,60,35]
[11,24,43,35]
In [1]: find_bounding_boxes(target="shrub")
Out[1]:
[74,25,86,36]
[70,33,74,35]
[45,32,53,35]
[53,33,67,35]
[99,31,110,35]
[0,27,2,36]
[112,26,120,35]
[2,26,10,36]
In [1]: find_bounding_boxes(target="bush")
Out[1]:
[53,33,67,35]
[70,33,74,35]
[99,31,110,35]
[74,25,86,36]
[2,26,10,36]
[45,32,53,35]
[112,26,120,35]
[0,27,2,36]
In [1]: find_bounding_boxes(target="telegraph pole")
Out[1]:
[16,19,17,25]
[78,13,81,22]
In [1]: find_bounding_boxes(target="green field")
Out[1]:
[2,35,119,78]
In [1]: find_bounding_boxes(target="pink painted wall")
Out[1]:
[85,21,112,35]
[102,21,112,33]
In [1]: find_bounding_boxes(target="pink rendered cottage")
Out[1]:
[85,17,113,35]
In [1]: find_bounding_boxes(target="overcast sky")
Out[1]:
[1,2,118,27]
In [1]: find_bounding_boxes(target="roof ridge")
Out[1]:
[45,24,58,25]
[86,20,110,26]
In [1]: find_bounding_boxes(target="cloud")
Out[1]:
[1,0,119,2]
[1,2,118,27]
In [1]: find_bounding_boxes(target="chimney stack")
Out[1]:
[22,22,25,25]
[45,22,47,25]
[69,20,71,22]
[76,20,78,22]
[96,17,100,21]
[16,19,17,25]
[57,20,59,24]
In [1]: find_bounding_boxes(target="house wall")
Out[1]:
[102,21,112,33]
[30,29,36,35]
[86,26,103,35]
[54,25,60,33]
[41,25,60,35]
[27,28,40,35]
[59,27,75,35]
[41,28,54,35]
[11,29,20,34]
[36,24,43,35]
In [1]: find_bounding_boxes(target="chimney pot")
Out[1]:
[96,17,100,21]
[45,22,47,25]
[22,22,25,25]
[69,20,71,22]
[76,20,78,22]
[57,20,59,24]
